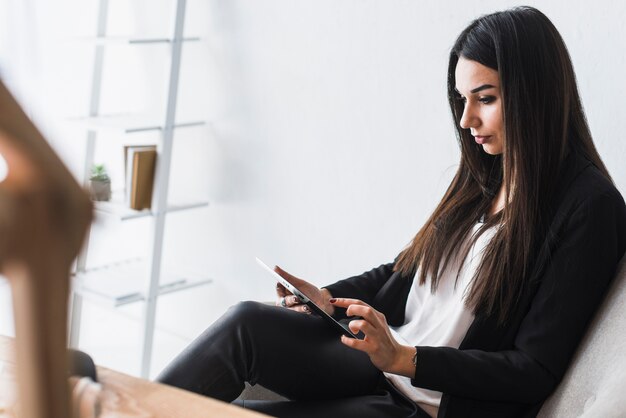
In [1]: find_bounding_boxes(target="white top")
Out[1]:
[384,221,497,418]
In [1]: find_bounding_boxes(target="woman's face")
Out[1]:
[454,56,504,155]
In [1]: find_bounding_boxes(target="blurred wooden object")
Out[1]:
[0,335,267,418]
[0,82,268,418]
[0,80,93,418]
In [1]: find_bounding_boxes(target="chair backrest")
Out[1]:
[538,254,626,417]
[0,80,92,418]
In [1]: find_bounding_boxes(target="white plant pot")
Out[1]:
[90,179,111,201]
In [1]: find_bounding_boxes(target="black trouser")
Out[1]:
[156,301,429,418]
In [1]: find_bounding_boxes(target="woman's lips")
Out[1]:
[474,135,491,145]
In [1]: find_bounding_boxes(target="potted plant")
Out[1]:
[89,164,111,201]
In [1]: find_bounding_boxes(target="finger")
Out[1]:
[329,297,369,309]
[276,295,301,308]
[340,334,370,353]
[345,304,377,321]
[348,319,375,335]
[291,304,312,315]
[276,296,287,307]
[275,282,290,298]
[330,298,377,321]
[285,295,302,307]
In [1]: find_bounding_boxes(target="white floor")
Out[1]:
[0,276,240,380]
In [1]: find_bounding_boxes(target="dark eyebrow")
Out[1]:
[454,84,497,94]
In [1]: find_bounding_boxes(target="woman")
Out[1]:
[158,7,626,418]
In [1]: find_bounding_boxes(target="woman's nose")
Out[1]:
[459,104,478,129]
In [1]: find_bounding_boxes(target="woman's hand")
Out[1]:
[274,266,335,316]
[330,298,416,378]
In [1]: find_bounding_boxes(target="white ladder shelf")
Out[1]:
[69,0,209,378]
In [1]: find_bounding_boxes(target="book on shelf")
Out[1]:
[124,145,157,210]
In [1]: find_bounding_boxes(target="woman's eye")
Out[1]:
[479,96,495,104]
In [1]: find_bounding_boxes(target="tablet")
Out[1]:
[255,257,359,339]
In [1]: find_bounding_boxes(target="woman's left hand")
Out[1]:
[330,298,417,378]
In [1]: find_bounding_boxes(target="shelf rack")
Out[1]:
[69,0,207,378]
[72,113,206,134]
[73,258,212,307]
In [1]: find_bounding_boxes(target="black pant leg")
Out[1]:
[156,301,382,402]
[238,378,429,418]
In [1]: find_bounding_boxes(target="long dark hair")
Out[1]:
[395,6,611,324]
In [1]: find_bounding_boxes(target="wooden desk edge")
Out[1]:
[0,335,268,418]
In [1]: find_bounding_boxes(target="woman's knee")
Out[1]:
[222,300,274,330]
[228,300,268,318]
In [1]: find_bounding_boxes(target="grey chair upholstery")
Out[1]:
[237,382,287,402]
[239,255,626,417]
[537,254,626,417]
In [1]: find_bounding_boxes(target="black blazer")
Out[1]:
[325,153,626,418]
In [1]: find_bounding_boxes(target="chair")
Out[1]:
[0,80,92,418]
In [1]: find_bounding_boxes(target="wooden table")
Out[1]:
[0,335,267,418]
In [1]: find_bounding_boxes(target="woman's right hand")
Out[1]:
[274,265,335,316]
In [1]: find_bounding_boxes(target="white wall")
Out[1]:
[191,0,626,299]
[1,0,625,369]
